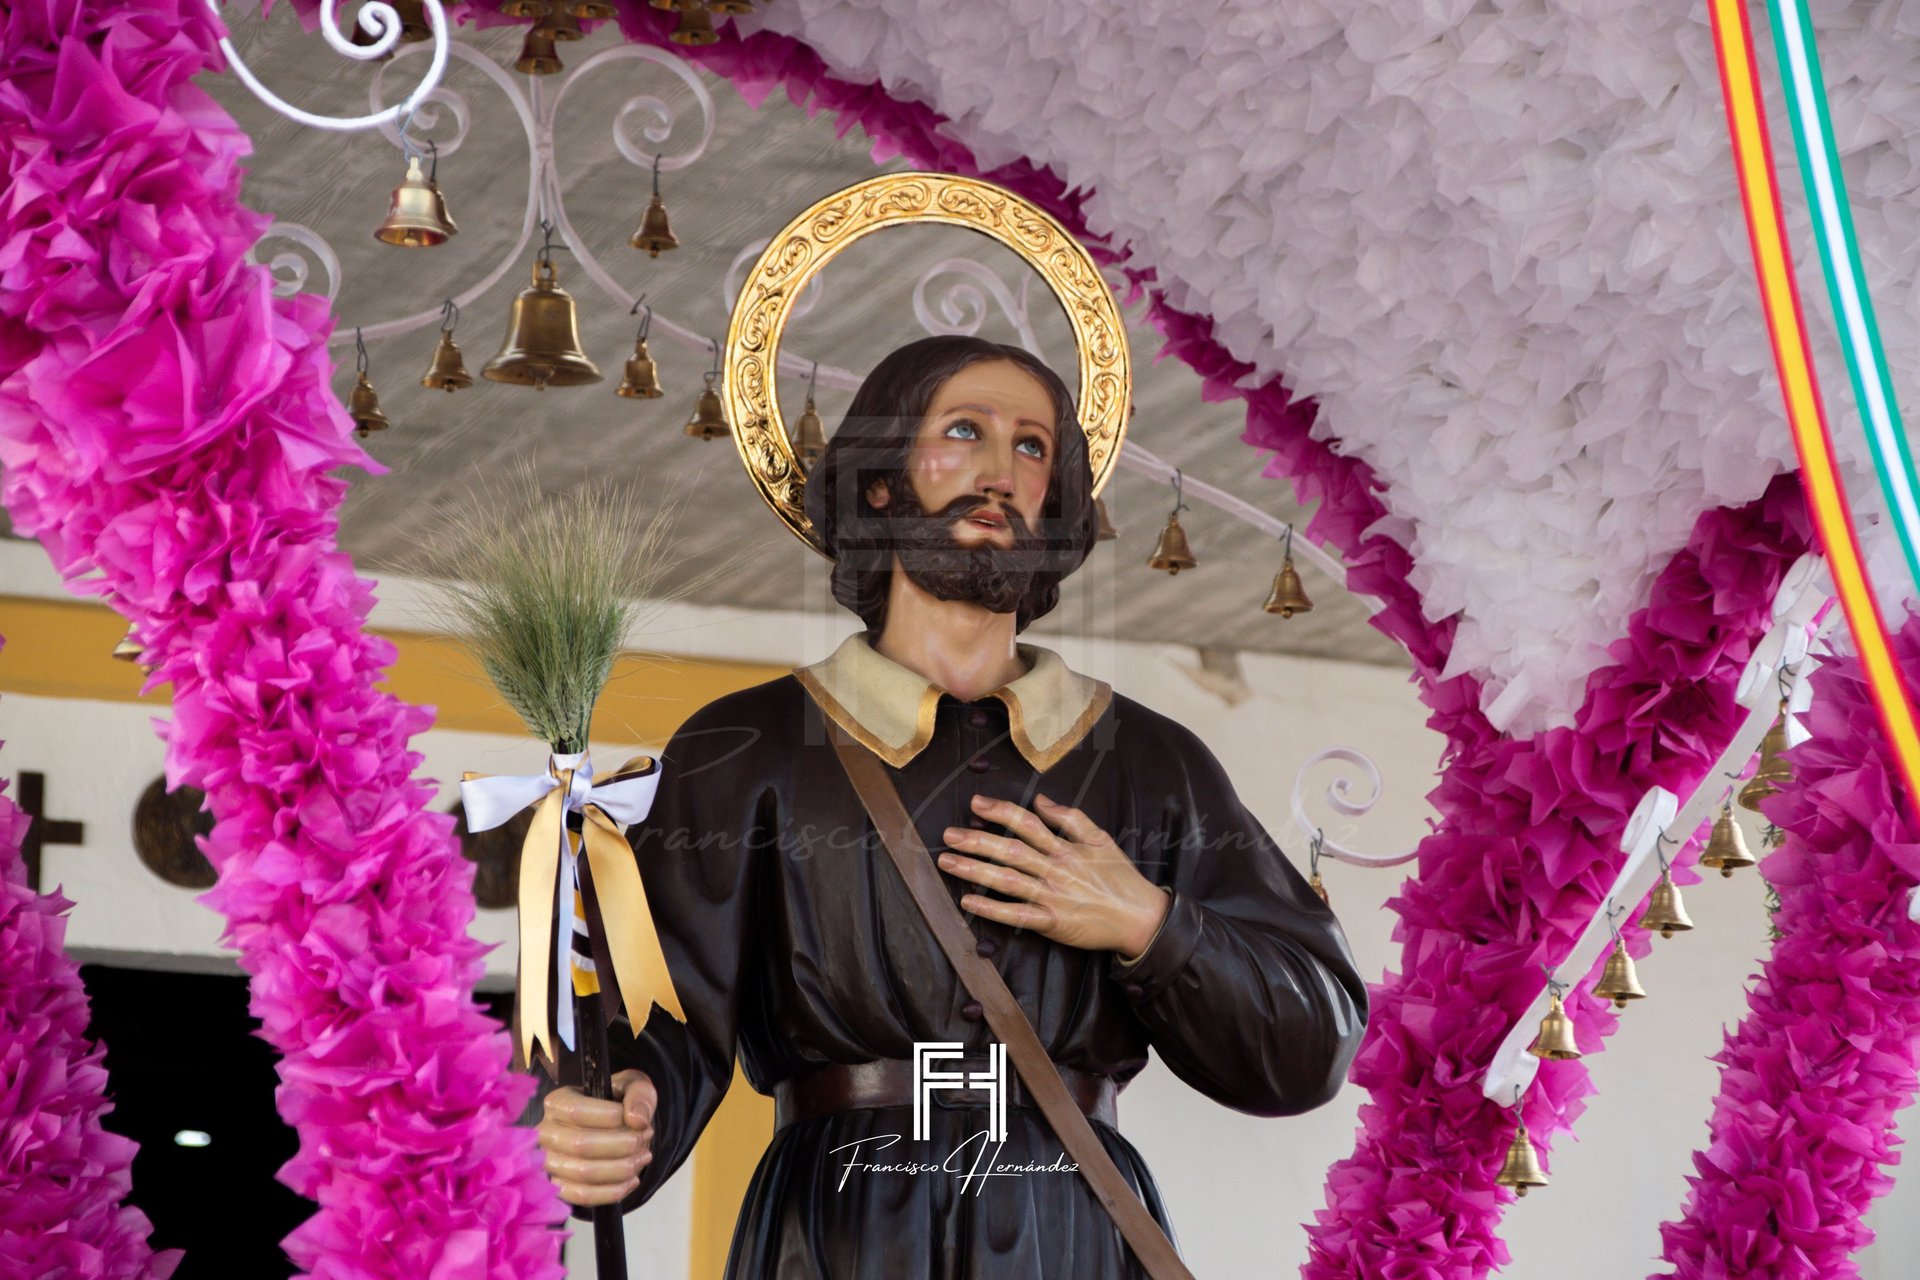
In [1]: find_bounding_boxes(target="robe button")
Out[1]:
[960,1000,984,1022]
[1121,982,1146,1000]
[975,937,998,958]
[967,756,990,773]
[968,709,991,728]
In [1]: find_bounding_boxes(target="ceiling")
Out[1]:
[165,4,1410,671]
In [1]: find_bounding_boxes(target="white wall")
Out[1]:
[4,541,1913,1279]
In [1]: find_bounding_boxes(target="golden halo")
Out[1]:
[722,172,1131,557]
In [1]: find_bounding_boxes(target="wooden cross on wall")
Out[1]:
[15,772,84,894]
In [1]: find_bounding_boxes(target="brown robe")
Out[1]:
[599,633,1368,1278]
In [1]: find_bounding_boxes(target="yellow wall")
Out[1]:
[0,593,777,1280]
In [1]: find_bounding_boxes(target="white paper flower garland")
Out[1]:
[741,0,1920,731]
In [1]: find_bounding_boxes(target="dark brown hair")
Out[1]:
[802,335,1099,634]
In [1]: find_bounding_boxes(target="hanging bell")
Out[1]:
[1591,939,1645,1009]
[499,0,552,16]
[1263,555,1314,617]
[514,25,563,74]
[686,372,729,439]
[1738,705,1793,811]
[347,370,390,438]
[1494,1116,1549,1197]
[1638,869,1694,937]
[616,337,664,399]
[537,4,585,38]
[1094,495,1118,542]
[112,626,144,664]
[1526,989,1581,1061]
[482,256,603,391]
[1307,871,1329,905]
[1148,512,1197,574]
[669,5,719,44]
[426,177,458,239]
[630,191,679,257]
[1700,803,1756,878]
[420,329,474,393]
[375,154,456,247]
[792,395,827,466]
[570,1,618,17]
[707,0,755,12]
[647,0,686,9]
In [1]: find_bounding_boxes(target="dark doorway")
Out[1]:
[80,964,514,1276]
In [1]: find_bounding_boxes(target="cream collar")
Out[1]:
[794,633,1112,773]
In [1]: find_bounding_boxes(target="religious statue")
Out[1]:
[533,330,1369,1277]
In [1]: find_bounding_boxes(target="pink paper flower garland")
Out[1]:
[0,689,179,1278]
[0,4,564,1277]
[0,5,1834,1278]
[1655,613,1920,1279]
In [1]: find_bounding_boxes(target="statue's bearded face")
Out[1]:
[864,360,1059,614]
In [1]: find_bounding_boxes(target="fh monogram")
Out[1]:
[911,1042,1008,1142]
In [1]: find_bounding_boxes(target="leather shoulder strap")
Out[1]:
[829,730,1197,1280]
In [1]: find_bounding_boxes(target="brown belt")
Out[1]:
[774,1056,1118,1131]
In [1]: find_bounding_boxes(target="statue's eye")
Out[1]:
[944,418,981,439]
[1017,436,1047,459]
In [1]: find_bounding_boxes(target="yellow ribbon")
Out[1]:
[466,756,685,1070]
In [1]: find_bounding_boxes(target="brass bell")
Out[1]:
[708,0,755,12]
[792,396,827,466]
[1263,555,1314,618]
[347,370,389,439]
[375,153,455,247]
[1591,939,1645,1009]
[420,303,474,393]
[1526,989,1581,1061]
[1700,802,1756,878]
[669,5,719,44]
[647,0,686,9]
[1308,871,1328,905]
[1494,1117,1549,1196]
[514,25,563,74]
[788,360,826,465]
[1148,512,1197,574]
[537,4,585,38]
[112,626,143,664]
[570,1,618,17]
[1738,704,1793,811]
[1638,868,1694,937]
[617,338,664,399]
[1094,495,1118,542]
[630,155,680,257]
[618,300,665,400]
[499,1,552,16]
[482,254,603,391]
[686,372,729,440]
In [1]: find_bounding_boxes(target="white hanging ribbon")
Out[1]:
[461,750,680,1068]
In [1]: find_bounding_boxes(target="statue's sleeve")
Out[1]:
[596,702,761,1215]
[1107,717,1368,1118]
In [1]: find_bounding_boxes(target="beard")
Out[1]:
[881,483,1043,616]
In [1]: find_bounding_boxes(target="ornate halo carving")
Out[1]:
[722,172,1131,556]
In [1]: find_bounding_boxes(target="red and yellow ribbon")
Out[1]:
[1708,0,1920,821]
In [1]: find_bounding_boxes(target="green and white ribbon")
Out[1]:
[1765,0,1920,600]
